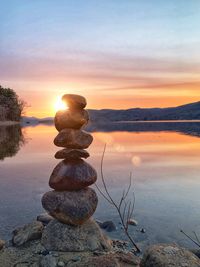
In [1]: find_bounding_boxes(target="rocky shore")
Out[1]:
[0,215,200,266]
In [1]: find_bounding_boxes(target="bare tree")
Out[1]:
[95,144,141,253]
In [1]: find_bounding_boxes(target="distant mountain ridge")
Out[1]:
[22,101,200,125]
[88,101,200,122]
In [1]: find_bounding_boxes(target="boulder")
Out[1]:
[62,94,87,109]
[55,148,89,159]
[42,188,98,225]
[12,221,44,247]
[54,109,89,131]
[54,128,93,149]
[140,244,200,267]
[41,218,112,252]
[49,159,97,190]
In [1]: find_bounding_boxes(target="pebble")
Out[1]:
[127,218,138,226]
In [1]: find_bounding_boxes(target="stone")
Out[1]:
[41,218,112,252]
[140,244,200,267]
[69,254,120,267]
[0,239,5,250]
[37,213,53,225]
[127,218,138,226]
[55,148,90,159]
[49,159,97,191]
[40,255,57,267]
[54,128,93,149]
[62,94,87,109]
[12,221,44,247]
[42,188,98,225]
[100,221,117,232]
[54,109,89,131]
[116,251,140,266]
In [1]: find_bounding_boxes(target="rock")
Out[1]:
[40,255,57,267]
[57,261,65,267]
[128,218,138,226]
[55,148,90,159]
[49,159,97,191]
[0,239,5,250]
[42,188,98,225]
[69,254,120,267]
[41,218,112,252]
[37,213,53,225]
[62,94,87,109]
[140,244,200,267]
[100,221,117,232]
[54,109,89,131]
[54,128,93,149]
[116,251,140,266]
[12,221,44,247]
[191,249,200,259]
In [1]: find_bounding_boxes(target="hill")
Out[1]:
[88,101,200,122]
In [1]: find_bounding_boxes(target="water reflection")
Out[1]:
[0,124,25,160]
[0,123,200,249]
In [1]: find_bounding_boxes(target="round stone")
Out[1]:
[54,109,89,131]
[54,129,93,149]
[49,159,97,191]
[41,188,98,225]
[54,148,89,159]
[62,94,87,109]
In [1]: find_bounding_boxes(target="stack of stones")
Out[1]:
[42,94,98,226]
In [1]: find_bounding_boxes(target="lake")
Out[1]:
[1,122,200,251]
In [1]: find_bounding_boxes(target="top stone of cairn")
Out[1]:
[62,94,87,109]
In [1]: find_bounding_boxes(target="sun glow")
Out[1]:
[54,96,68,112]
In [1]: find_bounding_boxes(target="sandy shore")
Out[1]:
[0,121,19,126]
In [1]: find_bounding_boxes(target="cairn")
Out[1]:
[41,94,111,252]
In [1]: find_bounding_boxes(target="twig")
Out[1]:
[96,144,141,253]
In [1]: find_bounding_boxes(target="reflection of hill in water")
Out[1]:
[86,121,200,138]
[0,124,25,160]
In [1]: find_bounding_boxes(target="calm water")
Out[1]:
[1,123,200,250]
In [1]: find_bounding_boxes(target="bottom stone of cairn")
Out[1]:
[41,218,112,252]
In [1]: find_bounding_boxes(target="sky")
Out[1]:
[1,0,200,117]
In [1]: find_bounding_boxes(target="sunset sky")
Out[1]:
[1,0,200,117]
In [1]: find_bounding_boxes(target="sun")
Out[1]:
[54,96,68,112]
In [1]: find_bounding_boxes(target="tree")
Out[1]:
[0,85,27,121]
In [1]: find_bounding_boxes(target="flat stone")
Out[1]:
[62,94,87,109]
[55,148,90,159]
[36,213,53,225]
[54,109,89,131]
[49,159,97,190]
[140,244,200,267]
[54,128,93,149]
[42,188,98,225]
[12,221,44,247]
[41,218,112,252]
